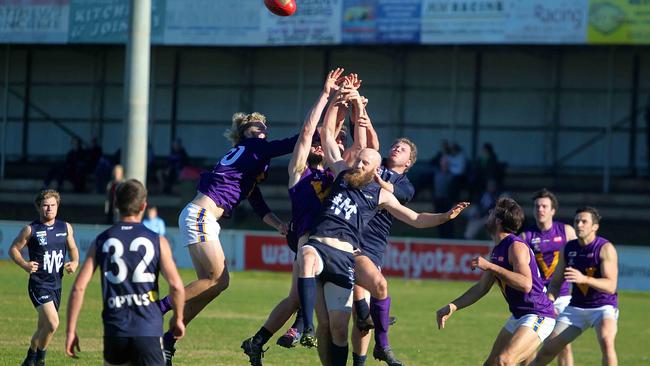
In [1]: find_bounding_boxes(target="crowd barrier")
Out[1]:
[1,221,648,291]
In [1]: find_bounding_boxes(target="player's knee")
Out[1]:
[329,320,348,344]
[45,317,59,333]
[496,353,516,366]
[599,336,616,353]
[373,277,388,299]
[214,270,230,292]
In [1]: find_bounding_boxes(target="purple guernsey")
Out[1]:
[490,234,555,319]
[521,221,570,296]
[288,166,334,239]
[564,236,618,308]
[197,135,298,217]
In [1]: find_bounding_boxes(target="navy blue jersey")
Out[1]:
[311,171,381,249]
[94,222,163,337]
[361,167,414,265]
[27,220,68,289]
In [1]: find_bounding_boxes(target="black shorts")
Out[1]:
[104,336,164,366]
[28,286,61,311]
[307,239,355,290]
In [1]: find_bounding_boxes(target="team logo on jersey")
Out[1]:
[553,236,563,243]
[36,231,47,246]
[43,250,64,274]
[576,267,597,296]
[330,193,358,220]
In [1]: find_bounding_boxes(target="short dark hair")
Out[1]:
[115,179,147,216]
[495,196,524,234]
[532,188,558,210]
[576,206,601,225]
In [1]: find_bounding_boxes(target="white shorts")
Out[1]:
[557,305,619,331]
[554,295,571,315]
[504,314,556,342]
[178,203,220,246]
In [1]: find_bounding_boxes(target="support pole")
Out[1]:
[123,0,151,183]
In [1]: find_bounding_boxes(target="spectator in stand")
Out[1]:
[143,205,166,236]
[447,142,468,201]
[104,165,124,224]
[43,137,86,192]
[433,156,455,238]
[432,139,452,169]
[464,179,500,239]
[160,138,189,194]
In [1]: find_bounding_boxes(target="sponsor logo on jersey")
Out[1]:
[568,251,577,257]
[553,236,563,243]
[107,291,158,309]
[55,232,67,237]
[121,226,133,230]
[38,295,50,300]
[531,238,541,244]
[587,253,594,258]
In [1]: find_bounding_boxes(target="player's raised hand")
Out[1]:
[65,332,81,358]
[276,222,289,236]
[64,261,78,274]
[471,256,491,271]
[24,261,38,273]
[323,67,345,95]
[447,201,470,220]
[436,303,457,329]
[346,73,362,90]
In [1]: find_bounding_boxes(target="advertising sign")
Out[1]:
[588,0,650,44]
[342,0,421,44]
[0,0,69,43]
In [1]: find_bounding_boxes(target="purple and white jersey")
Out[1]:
[197,135,297,217]
[565,236,618,308]
[491,234,555,319]
[288,166,334,239]
[521,221,570,296]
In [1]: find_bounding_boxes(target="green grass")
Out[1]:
[1,260,649,365]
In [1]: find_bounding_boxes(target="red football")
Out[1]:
[264,0,297,16]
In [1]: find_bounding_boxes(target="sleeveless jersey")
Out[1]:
[197,135,298,217]
[565,236,618,308]
[289,166,334,239]
[490,234,555,319]
[360,166,414,264]
[521,221,570,296]
[95,222,163,337]
[27,220,68,289]
[311,171,382,249]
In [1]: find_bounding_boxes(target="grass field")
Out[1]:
[1,260,649,365]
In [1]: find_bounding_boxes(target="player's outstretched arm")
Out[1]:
[565,242,617,294]
[65,244,98,358]
[379,189,469,228]
[9,225,38,273]
[476,241,533,293]
[547,247,567,302]
[64,222,79,274]
[321,89,351,176]
[436,271,495,329]
[288,68,344,186]
[159,236,186,340]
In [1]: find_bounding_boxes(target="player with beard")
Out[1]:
[520,189,577,366]
[436,197,556,366]
[297,86,469,366]
[532,207,618,366]
[241,68,344,366]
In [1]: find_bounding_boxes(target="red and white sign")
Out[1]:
[382,240,491,281]
[244,234,293,272]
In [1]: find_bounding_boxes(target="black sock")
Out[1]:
[352,352,367,366]
[24,348,36,361]
[354,299,370,320]
[163,331,176,347]
[331,342,349,366]
[252,327,273,346]
[35,348,46,361]
[297,277,316,330]
[290,308,305,332]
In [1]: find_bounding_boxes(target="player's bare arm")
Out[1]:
[9,225,38,273]
[475,241,533,293]
[321,89,351,175]
[436,271,496,329]
[64,222,79,274]
[378,189,469,228]
[288,67,344,184]
[159,236,186,340]
[564,242,617,294]
[546,247,567,302]
[65,244,99,358]
[564,224,577,241]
